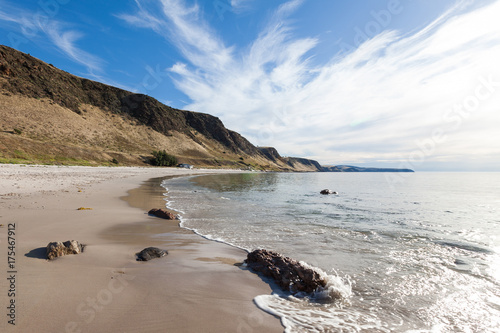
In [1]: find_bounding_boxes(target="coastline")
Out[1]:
[0,164,282,332]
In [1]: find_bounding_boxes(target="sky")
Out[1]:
[1,0,499,171]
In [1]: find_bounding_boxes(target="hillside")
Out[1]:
[0,45,313,170]
[257,147,322,172]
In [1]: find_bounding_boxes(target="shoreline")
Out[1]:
[0,164,282,332]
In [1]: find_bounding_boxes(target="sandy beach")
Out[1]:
[0,164,282,333]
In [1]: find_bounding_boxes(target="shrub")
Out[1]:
[151,150,177,167]
[13,128,22,135]
[111,158,119,164]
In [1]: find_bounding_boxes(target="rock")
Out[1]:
[136,247,168,261]
[46,240,85,260]
[148,208,178,220]
[320,189,338,195]
[245,249,326,293]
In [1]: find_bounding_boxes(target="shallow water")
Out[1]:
[162,172,500,332]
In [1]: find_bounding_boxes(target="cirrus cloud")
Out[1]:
[0,1,104,74]
[121,0,500,170]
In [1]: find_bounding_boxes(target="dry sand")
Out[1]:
[0,164,282,333]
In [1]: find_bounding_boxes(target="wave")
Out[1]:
[435,240,493,254]
[254,264,355,333]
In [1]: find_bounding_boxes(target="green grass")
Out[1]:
[0,157,34,164]
[13,150,29,160]
[0,151,96,166]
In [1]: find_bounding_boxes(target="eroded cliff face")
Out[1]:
[257,147,283,163]
[285,157,323,172]
[257,147,322,172]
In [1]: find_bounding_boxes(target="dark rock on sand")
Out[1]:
[245,249,326,293]
[320,189,338,195]
[46,240,85,260]
[148,208,178,220]
[136,247,168,261]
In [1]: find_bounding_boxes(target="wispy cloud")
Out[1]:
[124,0,500,169]
[0,2,103,74]
[42,22,104,73]
[230,0,251,13]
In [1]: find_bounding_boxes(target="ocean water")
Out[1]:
[161,172,500,332]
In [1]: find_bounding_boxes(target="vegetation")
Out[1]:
[0,150,96,166]
[151,150,177,167]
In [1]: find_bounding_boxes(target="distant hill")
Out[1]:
[322,165,414,172]
[257,147,322,171]
[0,45,316,170]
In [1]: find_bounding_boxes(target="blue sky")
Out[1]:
[1,0,499,171]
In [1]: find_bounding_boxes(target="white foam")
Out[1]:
[301,261,353,303]
[254,291,391,333]
[252,264,366,333]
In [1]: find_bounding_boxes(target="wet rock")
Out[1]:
[46,240,85,260]
[320,189,338,195]
[136,247,168,261]
[148,208,178,220]
[245,249,326,293]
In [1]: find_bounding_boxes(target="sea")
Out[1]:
[161,172,500,333]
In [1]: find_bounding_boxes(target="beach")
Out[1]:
[0,164,283,333]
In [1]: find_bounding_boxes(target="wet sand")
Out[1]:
[0,165,282,332]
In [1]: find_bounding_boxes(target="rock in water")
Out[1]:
[136,247,168,261]
[320,189,338,195]
[245,249,326,293]
[148,208,178,220]
[46,240,85,260]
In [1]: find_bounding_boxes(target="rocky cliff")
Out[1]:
[0,45,289,169]
[285,157,323,172]
[257,147,322,172]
